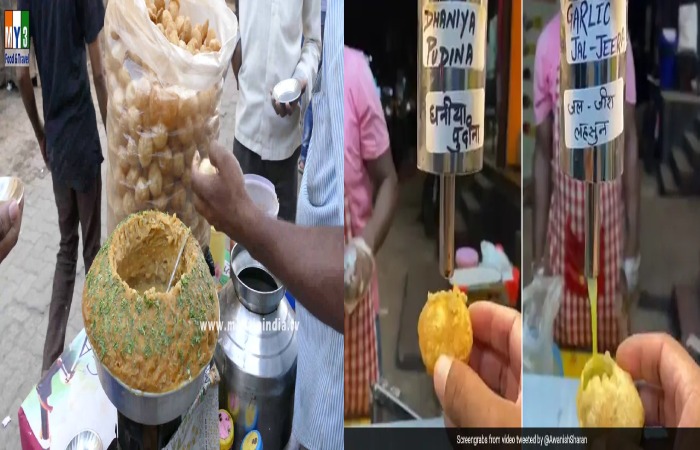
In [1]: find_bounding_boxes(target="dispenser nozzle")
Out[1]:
[584,182,600,279]
[439,175,456,280]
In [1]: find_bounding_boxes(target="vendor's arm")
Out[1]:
[191,144,343,333]
[622,47,640,259]
[532,34,554,270]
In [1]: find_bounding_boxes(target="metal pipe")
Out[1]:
[417,0,488,280]
[584,182,600,279]
[439,175,456,279]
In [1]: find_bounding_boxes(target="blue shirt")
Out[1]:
[293,0,344,448]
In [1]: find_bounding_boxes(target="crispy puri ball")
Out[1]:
[172,152,185,178]
[150,85,179,129]
[138,136,154,168]
[127,106,142,133]
[135,176,150,204]
[118,66,131,89]
[110,87,125,117]
[117,146,131,175]
[184,145,196,168]
[162,174,175,196]
[151,194,168,211]
[208,39,221,52]
[113,167,128,197]
[158,148,174,175]
[123,190,137,215]
[126,138,140,168]
[417,286,473,376]
[125,166,140,188]
[177,116,194,146]
[126,77,151,111]
[168,0,180,19]
[171,186,187,210]
[198,157,218,175]
[577,352,644,428]
[148,163,163,197]
[152,123,168,150]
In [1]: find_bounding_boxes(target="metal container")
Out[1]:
[215,244,297,450]
[272,78,302,105]
[417,0,488,278]
[0,176,24,204]
[558,0,627,277]
[93,352,208,425]
[65,429,102,450]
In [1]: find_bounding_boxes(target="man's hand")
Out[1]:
[231,40,242,88]
[344,237,374,314]
[433,302,522,427]
[190,142,255,240]
[0,199,24,264]
[616,333,700,427]
[271,78,307,117]
[38,132,49,170]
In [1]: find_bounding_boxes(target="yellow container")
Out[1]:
[344,418,371,427]
[210,227,229,268]
[560,350,592,379]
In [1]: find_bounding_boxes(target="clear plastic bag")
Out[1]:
[104,0,238,247]
[522,274,563,375]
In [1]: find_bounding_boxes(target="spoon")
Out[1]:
[167,237,188,293]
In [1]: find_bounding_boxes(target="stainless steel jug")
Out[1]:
[215,244,297,450]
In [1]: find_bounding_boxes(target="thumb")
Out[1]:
[0,200,19,239]
[434,356,519,428]
[207,141,229,171]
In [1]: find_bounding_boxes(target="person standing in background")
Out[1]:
[230,0,321,222]
[194,2,343,447]
[343,45,398,419]
[299,0,327,174]
[531,15,640,355]
[16,0,108,374]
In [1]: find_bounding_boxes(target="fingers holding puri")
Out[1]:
[434,356,520,428]
[469,302,522,377]
[617,333,700,426]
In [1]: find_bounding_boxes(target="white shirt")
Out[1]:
[235,0,321,161]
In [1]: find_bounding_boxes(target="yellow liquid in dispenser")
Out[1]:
[587,277,598,355]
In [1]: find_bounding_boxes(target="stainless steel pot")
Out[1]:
[93,351,209,425]
[215,244,297,450]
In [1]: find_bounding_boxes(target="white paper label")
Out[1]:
[562,0,627,64]
[563,78,624,149]
[421,1,487,70]
[425,89,485,154]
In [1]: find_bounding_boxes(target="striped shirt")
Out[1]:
[293,0,344,449]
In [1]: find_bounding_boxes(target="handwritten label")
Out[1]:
[563,0,627,64]
[563,77,624,149]
[425,89,485,154]
[422,1,487,70]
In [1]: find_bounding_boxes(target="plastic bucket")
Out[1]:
[244,175,279,218]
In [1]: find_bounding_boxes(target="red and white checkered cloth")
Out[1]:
[548,73,624,354]
[344,192,378,418]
